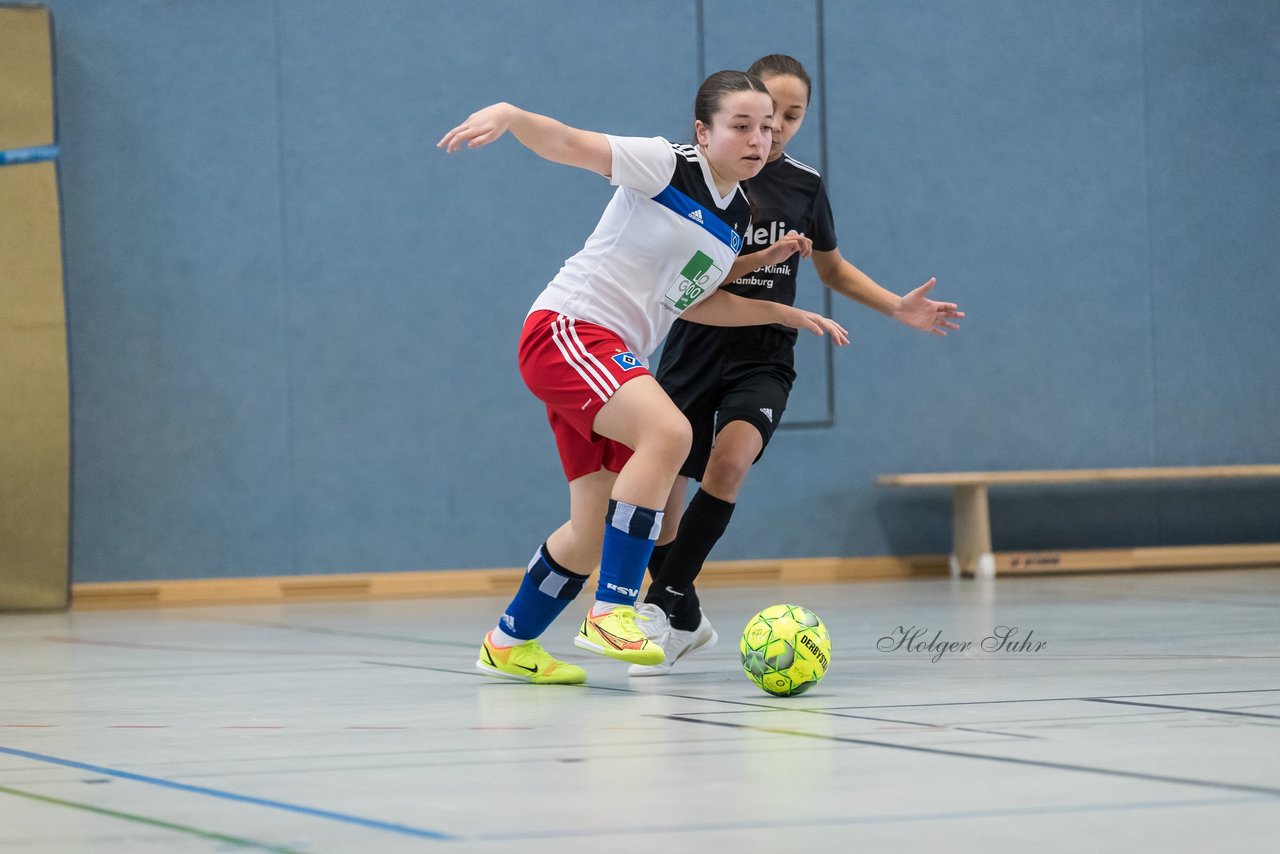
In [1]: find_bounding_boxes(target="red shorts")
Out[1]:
[518,310,650,481]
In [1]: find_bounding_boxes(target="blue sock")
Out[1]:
[595,499,664,607]
[495,544,588,642]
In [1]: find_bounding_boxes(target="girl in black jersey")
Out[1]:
[633,55,965,676]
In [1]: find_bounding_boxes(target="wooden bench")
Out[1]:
[875,465,1280,578]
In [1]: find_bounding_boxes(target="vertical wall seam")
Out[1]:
[49,9,76,598]
[817,0,835,425]
[1138,0,1162,539]
[695,0,705,82]
[779,0,836,431]
[272,0,299,574]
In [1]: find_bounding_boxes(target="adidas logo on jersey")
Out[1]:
[688,209,704,224]
[760,408,773,423]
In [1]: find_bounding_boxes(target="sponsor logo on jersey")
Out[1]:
[744,220,805,248]
[664,250,723,312]
[652,185,742,252]
[611,352,643,371]
[760,407,773,423]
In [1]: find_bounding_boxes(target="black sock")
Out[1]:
[648,488,734,629]
[669,583,701,631]
[646,542,672,586]
[642,542,672,607]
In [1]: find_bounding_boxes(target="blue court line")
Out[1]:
[0,144,59,166]
[0,745,455,841]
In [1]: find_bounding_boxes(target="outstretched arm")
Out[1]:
[811,248,963,336]
[681,290,849,346]
[438,103,612,177]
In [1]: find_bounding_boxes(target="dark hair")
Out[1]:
[748,54,812,104]
[694,69,770,128]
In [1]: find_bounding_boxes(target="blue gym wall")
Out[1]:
[41,0,1279,582]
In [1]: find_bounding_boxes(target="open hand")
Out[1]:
[893,278,963,336]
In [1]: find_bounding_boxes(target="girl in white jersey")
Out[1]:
[633,55,965,676]
[439,71,848,683]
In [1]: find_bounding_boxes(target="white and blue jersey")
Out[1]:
[529,135,753,361]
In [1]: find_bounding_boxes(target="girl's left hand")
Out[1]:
[789,309,850,347]
[893,278,964,336]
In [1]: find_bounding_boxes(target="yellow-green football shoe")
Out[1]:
[476,633,587,684]
[574,605,665,666]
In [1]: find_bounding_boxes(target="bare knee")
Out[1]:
[547,521,603,575]
[702,454,751,499]
[635,411,692,462]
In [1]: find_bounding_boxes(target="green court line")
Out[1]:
[0,783,306,854]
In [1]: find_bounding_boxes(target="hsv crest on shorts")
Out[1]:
[612,352,643,371]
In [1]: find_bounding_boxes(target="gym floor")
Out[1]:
[2,568,1278,852]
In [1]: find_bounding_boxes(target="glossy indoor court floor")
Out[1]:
[2,568,1279,853]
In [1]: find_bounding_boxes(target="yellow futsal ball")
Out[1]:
[739,604,831,696]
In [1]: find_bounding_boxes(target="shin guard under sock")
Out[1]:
[495,543,588,642]
[595,499,663,607]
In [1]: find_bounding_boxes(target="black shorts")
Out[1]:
[655,323,797,481]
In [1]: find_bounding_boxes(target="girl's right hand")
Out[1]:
[438,103,519,153]
[757,230,813,267]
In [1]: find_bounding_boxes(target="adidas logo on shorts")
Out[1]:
[760,407,773,423]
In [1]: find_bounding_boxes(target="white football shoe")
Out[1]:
[633,601,670,641]
[628,610,718,677]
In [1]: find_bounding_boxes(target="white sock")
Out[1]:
[489,626,524,648]
[591,601,620,617]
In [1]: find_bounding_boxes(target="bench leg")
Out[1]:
[951,485,995,578]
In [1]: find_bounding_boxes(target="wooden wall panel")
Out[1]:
[1,6,68,610]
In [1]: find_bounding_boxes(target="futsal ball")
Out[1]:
[739,604,831,696]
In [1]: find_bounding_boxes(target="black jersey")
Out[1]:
[657,152,837,367]
[723,153,837,307]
